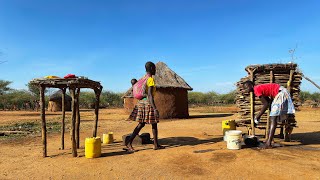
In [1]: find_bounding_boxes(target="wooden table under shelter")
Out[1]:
[30,78,103,157]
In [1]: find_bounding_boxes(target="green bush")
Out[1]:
[101,91,124,107]
[188,90,236,105]
[0,80,12,94]
[79,91,96,108]
[0,90,35,110]
[300,91,320,102]
[219,90,236,104]
[78,90,124,108]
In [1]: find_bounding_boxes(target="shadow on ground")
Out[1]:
[291,131,320,145]
[17,113,59,116]
[159,136,223,149]
[98,136,224,157]
[188,113,233,119]
[101,150,133,157]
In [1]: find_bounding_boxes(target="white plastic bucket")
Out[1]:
[226,130,242,150]
[223,131,230,141]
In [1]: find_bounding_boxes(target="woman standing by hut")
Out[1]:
[125,61,164,152]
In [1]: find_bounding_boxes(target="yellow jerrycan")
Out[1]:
[222,120,236,136]
[103,132,114,144]
[85,137,101,158]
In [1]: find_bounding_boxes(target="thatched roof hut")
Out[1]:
[123,62,193,119]
[48,90,72,112]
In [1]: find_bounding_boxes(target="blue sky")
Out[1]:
[0,0,319,93]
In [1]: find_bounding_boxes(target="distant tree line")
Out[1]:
[0,80,123,110]
[79,91,124,108]
[299,91,320,103]
[1,79,320,110]
[188,91,236,105]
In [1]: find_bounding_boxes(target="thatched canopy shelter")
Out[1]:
[30,77,103,157]
[48,90,72,112]
[123,62,193,119]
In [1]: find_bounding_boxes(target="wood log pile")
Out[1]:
[236,63,302,127]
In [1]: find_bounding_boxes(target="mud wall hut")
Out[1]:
[123,62,193,119]
[48,90,72,112]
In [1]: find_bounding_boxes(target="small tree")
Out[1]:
[299,91,312,103]
[206,91,219,105]
[26,82,47,99]
[311,92,320,102]
[79,91,123,108]
[0,80,12,109]
[188,92,206,105]
[219,90,236,104]
[79,91,96,108]
[5,90,34,109]
[101,91,123,107]
[0,80,12,95]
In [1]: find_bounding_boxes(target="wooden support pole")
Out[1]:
[93,87,102,137]
[75,88,81,149]
[250,92,255,136]
[248,68,256,136]
[69,88,77,157]
[61,88,66,150]
[270,70,274,83]
[40,85,47,157]
[287,70,294,94]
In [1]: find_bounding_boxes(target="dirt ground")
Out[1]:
[0,106,320,179]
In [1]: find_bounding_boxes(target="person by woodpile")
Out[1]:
[242,81,295,149]
[124,61,165,152]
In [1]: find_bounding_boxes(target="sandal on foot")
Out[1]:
[257,144,273,150]
[154,145,165,150]
[123,147,137,153]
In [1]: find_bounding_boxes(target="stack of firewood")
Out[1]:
[236,63,302,123]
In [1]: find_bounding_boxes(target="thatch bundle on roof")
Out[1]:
[236,63,302,126]
[48,90,72,112]
[123,62,192,98]
[123,62,193,119]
